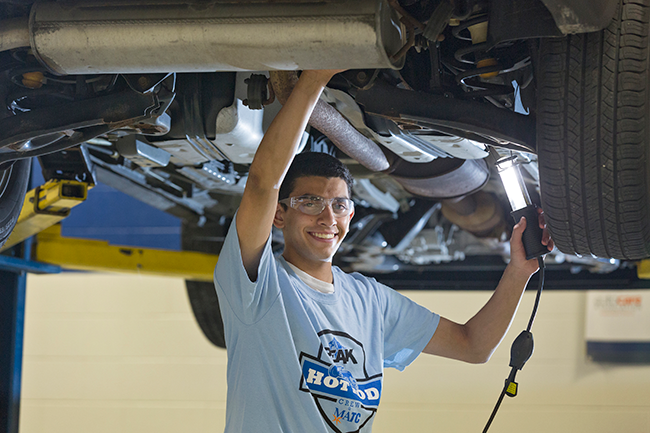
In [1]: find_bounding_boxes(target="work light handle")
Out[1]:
[511,205,548,260]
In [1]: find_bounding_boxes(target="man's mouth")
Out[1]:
[310,232,337,240]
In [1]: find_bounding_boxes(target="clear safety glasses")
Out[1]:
[279,195,354,217]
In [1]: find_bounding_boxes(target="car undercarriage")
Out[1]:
[0,0,648,290]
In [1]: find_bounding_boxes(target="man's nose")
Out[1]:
[318,204,337,225]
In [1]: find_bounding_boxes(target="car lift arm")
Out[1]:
[639,261,650,279]
[3,177,219,281]
[34,224,218,282]
[0,179,91,253]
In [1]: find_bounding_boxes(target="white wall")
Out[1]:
[20,273,650,433]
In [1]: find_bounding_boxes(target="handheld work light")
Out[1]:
[484,156,550,433]
[496,156,548,259]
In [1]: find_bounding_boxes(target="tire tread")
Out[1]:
[538,0,650,260]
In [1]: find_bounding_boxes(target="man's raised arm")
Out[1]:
[236,70,340,280]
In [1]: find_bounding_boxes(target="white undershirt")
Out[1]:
[286,262,335,294]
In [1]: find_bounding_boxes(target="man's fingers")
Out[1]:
[513,216,527,233]
[304,69,346,82]
[536,208,555,251]
[510,217,539,273]
[511,217,526,253]
[545,237,555,251]
[537,208,547,228]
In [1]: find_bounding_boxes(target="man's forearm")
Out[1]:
[460,216,545,363]
[423,217,544,363]
[247,71,334,193]
[462,263,532,362]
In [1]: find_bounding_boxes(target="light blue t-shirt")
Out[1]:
[214,219,440,433]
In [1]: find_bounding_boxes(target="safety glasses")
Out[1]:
[279,195,354,217]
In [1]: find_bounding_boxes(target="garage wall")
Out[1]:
[20,273,650,433]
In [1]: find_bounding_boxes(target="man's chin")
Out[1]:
[288,237,343,264]
[309,251,335,263]
[307,248,337,264]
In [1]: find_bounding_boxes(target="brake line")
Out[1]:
[482,256,546,433]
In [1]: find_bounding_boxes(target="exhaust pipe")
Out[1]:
[0,18,30,53]
[23,0,405,75]
[270,71,490,198]
[270,71,393,172]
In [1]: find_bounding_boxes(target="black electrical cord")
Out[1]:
[526,257,545,333]
[482,256,545,433]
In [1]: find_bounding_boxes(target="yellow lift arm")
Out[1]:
[1,179,91,252]
[638,260,650,279]
[35,224,218,282]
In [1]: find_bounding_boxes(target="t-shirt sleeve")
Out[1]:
[378,282,440,371]
[213,215,280,324]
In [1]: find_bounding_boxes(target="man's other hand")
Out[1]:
[509,208,554,276]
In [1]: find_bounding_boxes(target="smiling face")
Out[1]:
[274,176,354,272]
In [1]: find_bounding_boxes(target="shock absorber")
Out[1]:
[451,15,512,96]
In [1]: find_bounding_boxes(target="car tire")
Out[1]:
[536,0,650,260]
[0,159,31,248]
[182,219,228,349]
[185,280,226,349]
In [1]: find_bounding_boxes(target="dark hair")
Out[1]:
[279,152,354,201]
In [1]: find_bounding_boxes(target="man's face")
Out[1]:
[274,176,354,266]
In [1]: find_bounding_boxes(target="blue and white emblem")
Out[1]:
[299,330,382,433]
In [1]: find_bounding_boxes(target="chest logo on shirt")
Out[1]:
[299,330,382,433]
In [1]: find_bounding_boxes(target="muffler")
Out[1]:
[26,0,405,75]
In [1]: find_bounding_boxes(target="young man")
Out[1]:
[214,70,553,432]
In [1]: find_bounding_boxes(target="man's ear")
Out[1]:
[273,203,286,229]
[348,209,355,222]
